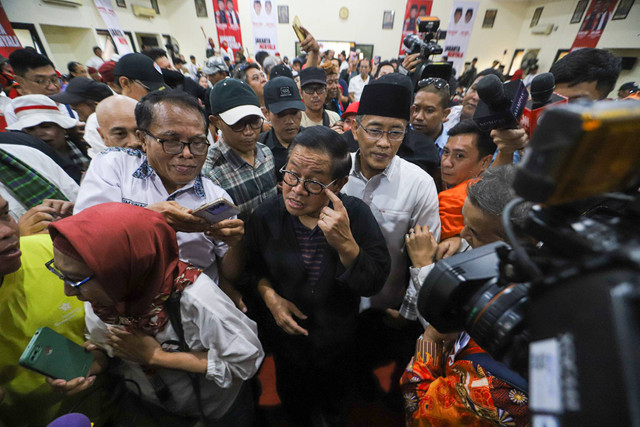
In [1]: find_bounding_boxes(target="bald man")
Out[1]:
[96,95,140,150]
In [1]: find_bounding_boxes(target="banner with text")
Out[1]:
[213,0,243,55]
[442,1,479,75]
[0,1,21,58]
[94,0,132,56]
[571,0,618,51]
[398,0,433,56]
[250,0,278,55]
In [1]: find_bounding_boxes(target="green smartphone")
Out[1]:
[19,327,93,381]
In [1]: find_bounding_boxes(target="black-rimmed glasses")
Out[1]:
[417,77,450,91]
[356,119,406,142]
[223,116,264,133]
[46,259,93,288]
[140,129,210,156]
[280,167,336,195]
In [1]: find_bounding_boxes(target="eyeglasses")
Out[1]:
[133,79,150,91]
[26,76,61,87]
[356,119,406,142]
[417,77,450,91]
[302,85,327,95]
[280,167,336,195]
[46,259,93,288]
[141,129,210,156]
[223,116,264,132]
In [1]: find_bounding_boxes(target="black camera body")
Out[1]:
[403,17,446,90]
[418,101,640,426]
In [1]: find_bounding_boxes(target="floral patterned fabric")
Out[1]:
[400,334,529,427]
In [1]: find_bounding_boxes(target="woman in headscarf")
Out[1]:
[46,203,264,426]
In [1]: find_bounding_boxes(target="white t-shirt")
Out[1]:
[86,55,105,70]
[0,144,79,220]
[300,109,341,128]
[348,74,370,102]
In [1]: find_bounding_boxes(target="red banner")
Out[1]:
[0,2,22,58]
[571,0,618,51]
[213,0,243,56]
[399,0,433,55]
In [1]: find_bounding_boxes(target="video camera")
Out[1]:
[418,100,640,426]
[403,17,449,91]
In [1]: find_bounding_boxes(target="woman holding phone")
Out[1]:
[46,202,264,426]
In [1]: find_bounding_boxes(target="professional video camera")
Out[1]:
[402,17,448,90]
[418,100,640,426]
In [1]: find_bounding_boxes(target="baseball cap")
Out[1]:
[341,101,359,119]
[264,77,305,114]
[299,67,326,87]
[269,64,293,80]
[203,56,229,75]
[113,53,166,91]
[210,78,265,125]
[98,61,117,83]
[50,77,112,105]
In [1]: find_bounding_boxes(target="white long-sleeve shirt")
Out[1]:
[343,153,440,310]
[85,273,264,419]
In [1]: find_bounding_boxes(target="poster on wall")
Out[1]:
[0,2,21,58]
[571,0,619,50]
[398,0,434,56]
[93,0,132,55]
[250,0,278,55]
[442,1,479,75]
[213,0,243,55]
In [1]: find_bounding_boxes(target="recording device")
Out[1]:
[473,74,529,131]
[19,327,93,381]
[403,17,445,90]
[519,73,568,135]
[418,101,640,425]
[192,198,240,223]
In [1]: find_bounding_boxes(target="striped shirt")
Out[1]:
[291,215,327,286]
[203,137,277,222]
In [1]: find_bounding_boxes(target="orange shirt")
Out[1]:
[438,180,470,240]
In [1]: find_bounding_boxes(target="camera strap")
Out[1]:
[161,290,207,422]
[458,352,529,393]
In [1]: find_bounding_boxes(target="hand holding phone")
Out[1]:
[20,327,93,381]
[192,198,240,224]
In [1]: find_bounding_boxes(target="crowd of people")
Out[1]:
[0,16,637,427]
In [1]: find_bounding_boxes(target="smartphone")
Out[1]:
[374,56,381,65]
[292,16,308,42]
[192,198,240,223]
[19,327,93,381]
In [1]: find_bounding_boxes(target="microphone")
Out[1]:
[473,74,529,131]
[519,73,568,135]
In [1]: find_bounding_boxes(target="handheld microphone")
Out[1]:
[473,74,529,131]
[519,73,568,135]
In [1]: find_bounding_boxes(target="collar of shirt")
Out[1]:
[434,124,449,156]
[218,136,264,171]
[351,150,398,182]
[132,157,206,199]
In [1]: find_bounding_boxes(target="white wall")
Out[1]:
[4,0,639,96]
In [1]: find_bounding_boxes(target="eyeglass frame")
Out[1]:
[279,166,337,195]
[355,118,407,142]
[140,129,210,155]
[24,75,61,87]
[221,115,264,133]
[46,259,93,288]
[417,77,450,91]
[302,85,327,95]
